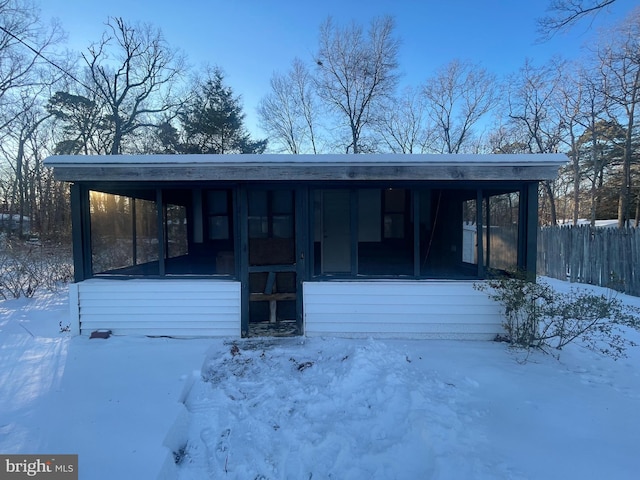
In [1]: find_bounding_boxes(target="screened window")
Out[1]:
[134,198,159,266]
[166,204,188,259]
[88,188,235,277]
[487,192,519,272]
[90,192,134,274]
[359,188,413,275]
[207,190,230,240]
[461,191,520,273]
[312,186,523,279]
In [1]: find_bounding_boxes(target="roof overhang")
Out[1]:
[44,153,568,182]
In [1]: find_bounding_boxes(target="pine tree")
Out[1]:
[178,68,266,154]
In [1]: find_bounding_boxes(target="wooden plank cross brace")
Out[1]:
[249,271,296,323]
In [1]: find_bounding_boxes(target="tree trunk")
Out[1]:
[572,150,580,225]
[618,104,635,228]
[542,181,558,225]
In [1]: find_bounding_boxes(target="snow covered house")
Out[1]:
[45,153,567,338]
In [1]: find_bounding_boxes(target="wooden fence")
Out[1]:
[537,225,640,296]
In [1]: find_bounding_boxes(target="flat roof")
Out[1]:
[44,153,568,182]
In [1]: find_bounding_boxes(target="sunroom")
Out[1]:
[45,153,567,338]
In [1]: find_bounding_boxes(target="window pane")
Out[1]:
[358,189,381,241]
[209,215,229,240]
[207,190,228,215]
[272,190,293,214]
[248,191,268,216]
[359,189,413,276]
[462,199,478,265]
[135,199,158,265]
[421,189,477,278]
[90,192,133,274]
[272,215,293,238]
[207,190,230,240]
[248,189,296,268]
[202,188,236,275]
[166,204,188,259]
[488,192,519,271]
[384,214,404,239]
[321,190,351,273]
[384,188,405,212]
[249,216,269,238]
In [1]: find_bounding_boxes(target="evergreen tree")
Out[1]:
[47,91,106,155]
[178,68,266,154]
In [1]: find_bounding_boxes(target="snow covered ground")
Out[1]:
[0,278,639,479]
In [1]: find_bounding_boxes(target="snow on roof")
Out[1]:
[45,153,568,167]
[44,153,569,182]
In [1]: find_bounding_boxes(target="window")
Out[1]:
[134,198,159,266]
[207,190,230,240]
[487,192,519,272]
[419,189,465,277]
[461,190,520,273]
[359,188,413,275]
[248,189,295,266]
[318,189,351,274]
[165,203,188,259]
[313,188,414,276]
[383,188,406,239]
[90,192,134,274]
[88,188,236,277]
[312,186,522,279]
[248,190,293,240]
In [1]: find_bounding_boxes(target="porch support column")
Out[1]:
[350,189,358,275]
[524,182,539,281]
[295,186,308,334]
[476,189,485,278]
[156,189,165,276]
[70,183,89,282]
[413,189,421,277]
[238,186,249,336]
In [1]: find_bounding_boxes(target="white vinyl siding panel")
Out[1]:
[75,279,241,337]
[303,281,503,339]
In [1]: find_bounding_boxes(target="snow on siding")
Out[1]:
[303,281,504,339]
[75,279,241,337]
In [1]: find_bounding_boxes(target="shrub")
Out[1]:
[0,239,73,299]
[475,276,640,359]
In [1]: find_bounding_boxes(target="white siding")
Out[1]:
[303,281,504,339]
[75,279,241,337]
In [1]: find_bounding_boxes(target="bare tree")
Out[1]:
[258,58,321,154]
[0,0,63,129]
[573,66,613,225]
[374,86,432,153]
[537,0,617,37]
[506,59,566,225]
[0,85,53,236]
[422,59,499,154]
[554,62,585,224]
[82,17,185,154]
[596,7,640,227]
[314,15,399,154]
[0,0,66,237]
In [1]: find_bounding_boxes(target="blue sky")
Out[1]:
[39,0,637,136]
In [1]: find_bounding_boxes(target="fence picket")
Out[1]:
[538,225,640,296]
